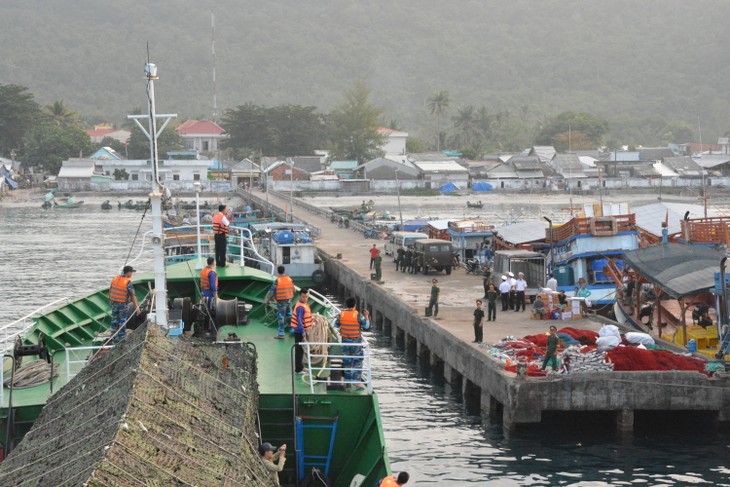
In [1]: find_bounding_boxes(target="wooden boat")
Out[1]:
[466,200,483,209]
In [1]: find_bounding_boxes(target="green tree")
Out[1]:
[94,136,127,156]
[46,100,81,127]
[23,121,92,174]
[327,79,385,163]
[221,103,325,157]
[113,168,129,180]
[535,112,609,151]
[126,124,183,159]
[0,84,42,157]
[426,90,451,151]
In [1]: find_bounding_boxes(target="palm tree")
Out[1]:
[426,90,451,151]
[452,105,478,148]
[46,100,80,127]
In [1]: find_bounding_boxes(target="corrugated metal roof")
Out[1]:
[494,219,548,244]
[427,219,452,230]
[694,154,730,169]
[412,160,468,173]
[633,202,720,237]
[652,162,679,177]
[662,156,704,177]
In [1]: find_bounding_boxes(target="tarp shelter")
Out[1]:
[439,182,460,194]
[472,182,493,192]
[623,245,724,299]
[1,165,18,189]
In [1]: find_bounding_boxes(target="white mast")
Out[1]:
[128,63,177,328]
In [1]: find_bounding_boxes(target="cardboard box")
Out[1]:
[561,312,572,320]
[573,313,583,320]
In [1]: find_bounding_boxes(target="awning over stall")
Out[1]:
[623,244,724,299]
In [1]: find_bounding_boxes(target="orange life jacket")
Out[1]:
[212,212,229,235]
[200,266,217,291]
[379,477,399,487]
[275,276,295,301]
[109,275,131,303]
[290,301,312,332]
[338,309,361,339]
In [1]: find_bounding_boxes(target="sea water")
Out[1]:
[2,205,730,485]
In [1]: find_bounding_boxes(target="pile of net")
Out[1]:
[487,324,712,376]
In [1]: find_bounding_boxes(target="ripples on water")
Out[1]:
[3,205,730,485]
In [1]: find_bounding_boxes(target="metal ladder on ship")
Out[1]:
[295,413,339,482]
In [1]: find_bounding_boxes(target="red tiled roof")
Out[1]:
[176,119,225,136]
[86,128,116,137]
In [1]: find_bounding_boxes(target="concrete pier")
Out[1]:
[240,189,730,434]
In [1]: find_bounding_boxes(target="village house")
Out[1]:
[378,127,409,156]
[85,124,131,145]
[176,120,226,154]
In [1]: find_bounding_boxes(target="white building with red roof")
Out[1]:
[176,119,226,154]
[378,127,408,156]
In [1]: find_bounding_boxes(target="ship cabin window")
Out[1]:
[193,173,201,181]
[173,174,180,181]
[282,246,291,264]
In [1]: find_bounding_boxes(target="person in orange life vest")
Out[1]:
[199,257,218,309]
[290,288,312,373]
[266,265,295,339]
[333,297,371,384]
[379,472,409,486]
[369,244,379,269]
[109,265,140,340]
[212,204,230,267]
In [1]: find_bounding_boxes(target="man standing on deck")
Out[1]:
[212,204,230,267]
[426,279,440,319]
[266,265,295,339]
[200,257,218,310]
[291,288,312,373]
[499,275,511,311]
[373,249,383,283]
[334,297,371,386]
[514,272,528,312]
[369,244,379,269]
[482,265,492,298]
[541,325,560,372]
[109,265,140,340]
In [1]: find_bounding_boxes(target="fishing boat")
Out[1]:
[0,63,390,486]
[547,204,639,309]
[100,200,113,210]
[466,200,483,209]
[614,216,730,361]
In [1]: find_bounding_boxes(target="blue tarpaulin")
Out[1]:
[1,166,18,189]
[439,182,460,194]
[472,182,493,192]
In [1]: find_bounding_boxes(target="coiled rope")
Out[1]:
[4,360,59,388]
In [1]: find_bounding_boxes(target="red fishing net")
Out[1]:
[606,347,708,374]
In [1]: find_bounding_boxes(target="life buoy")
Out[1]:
[311,269,326,286]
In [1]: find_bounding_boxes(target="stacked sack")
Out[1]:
[560,346,614,373]
[595,324,621,349]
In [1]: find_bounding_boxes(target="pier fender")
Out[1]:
[311,269,327,287]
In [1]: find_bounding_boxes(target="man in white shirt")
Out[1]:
[498,275,511,311]
[514,272,528,312]
[508,271,517,310]
[546,273,558,292]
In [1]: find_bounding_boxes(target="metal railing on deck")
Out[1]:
[128,224,276,275]
[0,298,72,355]
[302,340,372,394]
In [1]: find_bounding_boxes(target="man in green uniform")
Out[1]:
[541,325,560,371]
[373,249,383,282]
[426,279,440,318]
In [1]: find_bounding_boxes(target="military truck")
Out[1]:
[412,238,455,275]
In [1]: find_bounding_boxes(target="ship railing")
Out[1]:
[0,297,72,355]
[45,345,116,395]
[301,340,373,394]
[308,289,341,320]
[127,225,276,275]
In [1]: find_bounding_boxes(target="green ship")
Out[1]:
[0,62,390,486]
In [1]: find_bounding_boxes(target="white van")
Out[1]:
[384,231,429,260]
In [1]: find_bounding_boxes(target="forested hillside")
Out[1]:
[1,0,729,144]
